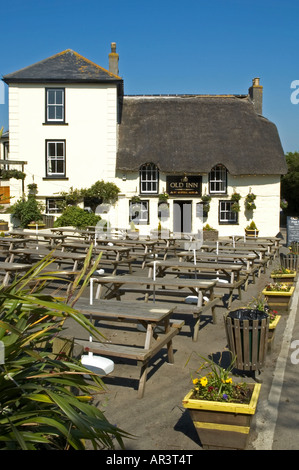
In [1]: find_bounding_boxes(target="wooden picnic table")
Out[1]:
[0,236,32,250]
[92,274,220,335]
[8,247,87,271]
[72,298,183,398]
[61,241,136,274]
[0,261,33,285]
[178,250,257,268]
[201,243,268,260]
[146,259,245,308]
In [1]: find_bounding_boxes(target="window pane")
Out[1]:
[56,142,64,156]
[55,106,63,120]
[55,90,63,104]
[48,142,56,156]
[47,90,55,104]
[48,106,55,120]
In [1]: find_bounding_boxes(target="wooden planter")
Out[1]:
[270,272,296,284]
[0,222,9,231]
[245,229,259,237]
[27,223,46,230]
[262,286,294,311]
[182,383,261,450]
[268,315,281,352]
[203,230,218,241]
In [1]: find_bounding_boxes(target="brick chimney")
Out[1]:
[249,77,263,115]
[109,42,119,76]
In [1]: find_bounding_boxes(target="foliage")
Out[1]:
[264,282,292,292]
[245,191,256,211]
[201,194,211,213]
[59,181,121,212]
[246,221,258,230]
[271,265,295,275]
[288,242,299,254]
[10,196,44,228]
[189,355,251,404]
[246,294,278,323]
[203,224,216,231]
[281,152,299,215]
[0,249,129,450]
[54,205,101,229]
[158,192,169,202]
[0,169,26,180]
[231,191,241,202]
[231,202,241,212]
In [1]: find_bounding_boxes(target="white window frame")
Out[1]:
[209,164,227,194]
[46,198,64,214]
[129,200,149,225]
[219,200,238,224]
[46,140,65,177]
[139,163,159,194]
[46,88,65,122]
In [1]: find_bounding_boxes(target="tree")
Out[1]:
[10,196,44,228]
[281,152,299,215]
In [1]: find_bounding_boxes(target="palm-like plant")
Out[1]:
[0,248,129,450]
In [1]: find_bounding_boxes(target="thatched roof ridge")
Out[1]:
[116,95,287,175]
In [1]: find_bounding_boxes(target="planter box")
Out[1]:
[27,224,46,230]
[0,222,9,231]
[203,230,218,241]
[262,286,294,311]
[270,272,296,284]
[245,229,259,237]
[182,383,261,450]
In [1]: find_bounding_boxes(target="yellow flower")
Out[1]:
[193,378,199,385]
[200,376,208,387]
[225,378,233,384]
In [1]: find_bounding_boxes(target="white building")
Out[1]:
[2,44,287,236]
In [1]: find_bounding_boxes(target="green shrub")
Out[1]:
[54,205,101,229]
[10,196,44,228]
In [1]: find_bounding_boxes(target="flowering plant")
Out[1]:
[271,265,295,275]
[190,355,251,404]
[264,282,292,292]
[268,309,278,323]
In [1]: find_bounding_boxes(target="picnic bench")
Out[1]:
[8,247,87,271]
[72,299,184,398]
[92,275,221,340]
[0,261,33,285]
[146,259,245,308]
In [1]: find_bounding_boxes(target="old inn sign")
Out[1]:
[166,175,202,196]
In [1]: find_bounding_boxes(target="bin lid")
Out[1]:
[228,308,269,322]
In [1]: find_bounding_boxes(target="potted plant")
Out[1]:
[270,265,297,283]
[247,294,281,352]
[245,192,257,211]
[202,224,218,241]
[27,220,46,230]
[158,192,169,203]
[245,221,259,237]
[182,355,261,450]
[200,194,212,215]
[262,282,295,311]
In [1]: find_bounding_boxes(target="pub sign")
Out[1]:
[166,175,202,197]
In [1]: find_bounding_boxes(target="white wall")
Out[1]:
[8,83,118,201]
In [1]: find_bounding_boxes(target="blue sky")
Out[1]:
[1,0,299,153]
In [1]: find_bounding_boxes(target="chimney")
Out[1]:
[109,42,119,76]
[249,77,263,115]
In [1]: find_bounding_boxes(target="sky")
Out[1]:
[1,0,299,153]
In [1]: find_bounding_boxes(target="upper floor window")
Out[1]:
[46,140,65,177]
[139,163,159,194]
[46,88,65,122]
[209,164,227,194]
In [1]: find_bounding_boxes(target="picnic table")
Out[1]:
[61,241,136,274]
[8,247,87,271]
[72,299,184,398]
[0,261,33,285]
[146,259,244,308]
[178,250,257,270]
[92,274,219,339]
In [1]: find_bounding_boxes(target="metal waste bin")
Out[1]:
[224,309,269,371]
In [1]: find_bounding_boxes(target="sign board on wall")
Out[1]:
[166,175,202,197]
[287,216,299,244]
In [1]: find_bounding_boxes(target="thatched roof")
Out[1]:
[116,95,287,175]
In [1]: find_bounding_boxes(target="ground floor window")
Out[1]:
[219,200,238,224]
[46,197,64,214]
[129,200,149,225]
